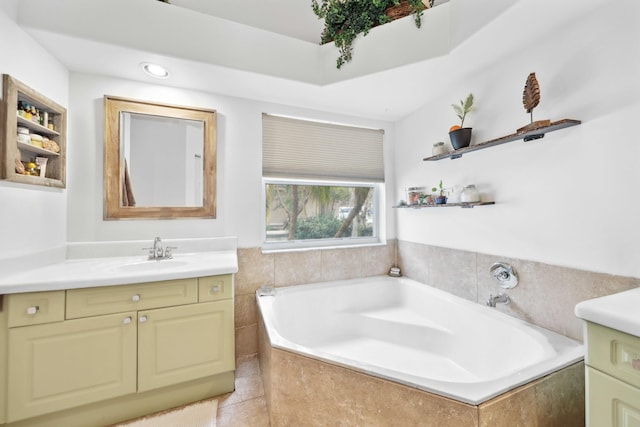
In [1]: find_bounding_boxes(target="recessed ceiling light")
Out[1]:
[141,62,170,79]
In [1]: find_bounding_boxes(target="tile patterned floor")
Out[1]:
[117,354,270,427]
[216,354,270,427]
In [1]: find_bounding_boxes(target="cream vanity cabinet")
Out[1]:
[2,275,234,425]
[584,322,640,426]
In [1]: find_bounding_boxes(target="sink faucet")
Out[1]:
[144,237,176,260]
[152,237,163,259]
[486,292,511,308]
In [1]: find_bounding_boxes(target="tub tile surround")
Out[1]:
[258,316,585,426]
[234,242,397,358]
[398,241,640,341]
[237,238,638,361]
[477,362,585,427]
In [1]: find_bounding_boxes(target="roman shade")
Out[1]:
[262,114,384,182]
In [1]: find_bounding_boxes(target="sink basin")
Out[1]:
[117,259,189,272]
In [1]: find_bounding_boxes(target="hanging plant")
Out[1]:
[312,0,434,69]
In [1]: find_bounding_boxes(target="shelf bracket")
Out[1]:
[450,153,463,160]
[523,133,545,142]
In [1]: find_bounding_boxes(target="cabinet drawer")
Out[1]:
[198,274,233,302]
[586,322,640,389]
[66,278,198,319]
[586,367,640,427]
[7,291,65,328]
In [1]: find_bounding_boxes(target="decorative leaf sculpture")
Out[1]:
[522,72,540,114]
[517,72,550,133]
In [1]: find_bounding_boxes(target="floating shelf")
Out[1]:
[423,119,581,161]
[393,201,495,209]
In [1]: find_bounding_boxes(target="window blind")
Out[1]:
[262,114,384,182]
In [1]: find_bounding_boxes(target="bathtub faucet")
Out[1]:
[486,292,510,308]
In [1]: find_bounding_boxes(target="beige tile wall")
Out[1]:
[398,241,640,341]
[258,316,585,427]
[234,242,397,358]
[235,239,639,358]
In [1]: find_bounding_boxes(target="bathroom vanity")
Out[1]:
[0,240,237,427]
[575,288,640,427]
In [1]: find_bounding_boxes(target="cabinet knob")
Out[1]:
[139,315,148,323]
[26,306,40,316]
[212,285,221,293]
[132,294,141,302]
[123,316,132,325]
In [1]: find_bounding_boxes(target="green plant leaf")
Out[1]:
[463,93,474,111]
[312,0,426,68]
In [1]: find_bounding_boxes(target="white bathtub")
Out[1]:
[257,276,583,405]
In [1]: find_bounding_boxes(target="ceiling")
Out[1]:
[169,0,326,44]
[169,0,449,44]
[15,0,466,121]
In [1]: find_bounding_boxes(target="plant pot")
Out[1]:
[435,196,447,205]
[449,127,472,150]
[384,0,430,20]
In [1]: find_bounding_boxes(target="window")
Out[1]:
[262,114,384,250]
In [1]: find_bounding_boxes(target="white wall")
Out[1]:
[4,0,636,280]
[394,0,640,278]
[0,2,69,259]
[66,73,395,248]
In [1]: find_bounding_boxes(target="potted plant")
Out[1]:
[432,179,447,204]
[449,93,474,150]
[312,0,434,69]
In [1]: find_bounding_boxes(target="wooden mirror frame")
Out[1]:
[104,96,216,219]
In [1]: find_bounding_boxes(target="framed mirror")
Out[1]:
[104,96,216,219]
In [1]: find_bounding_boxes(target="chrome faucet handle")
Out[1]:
[142,247,156,259]
[163,246,177,259]
[490,262,519,289]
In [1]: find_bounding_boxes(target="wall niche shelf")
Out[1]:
[393,201,495,209]
[423,119,581,161]
[1,74,67,188]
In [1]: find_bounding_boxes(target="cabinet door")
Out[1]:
[138,300,234,392]
[8,312,137,422]
[587,367,640,427]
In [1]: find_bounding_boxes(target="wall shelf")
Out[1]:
[393,201,495,209]
[423,119,581,161]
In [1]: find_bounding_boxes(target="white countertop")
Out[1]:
[575,287,640,338]
[0,237,238,294]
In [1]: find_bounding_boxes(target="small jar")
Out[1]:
[432,141,448,156]
[407,187,425,205]
[460,184,480,203]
